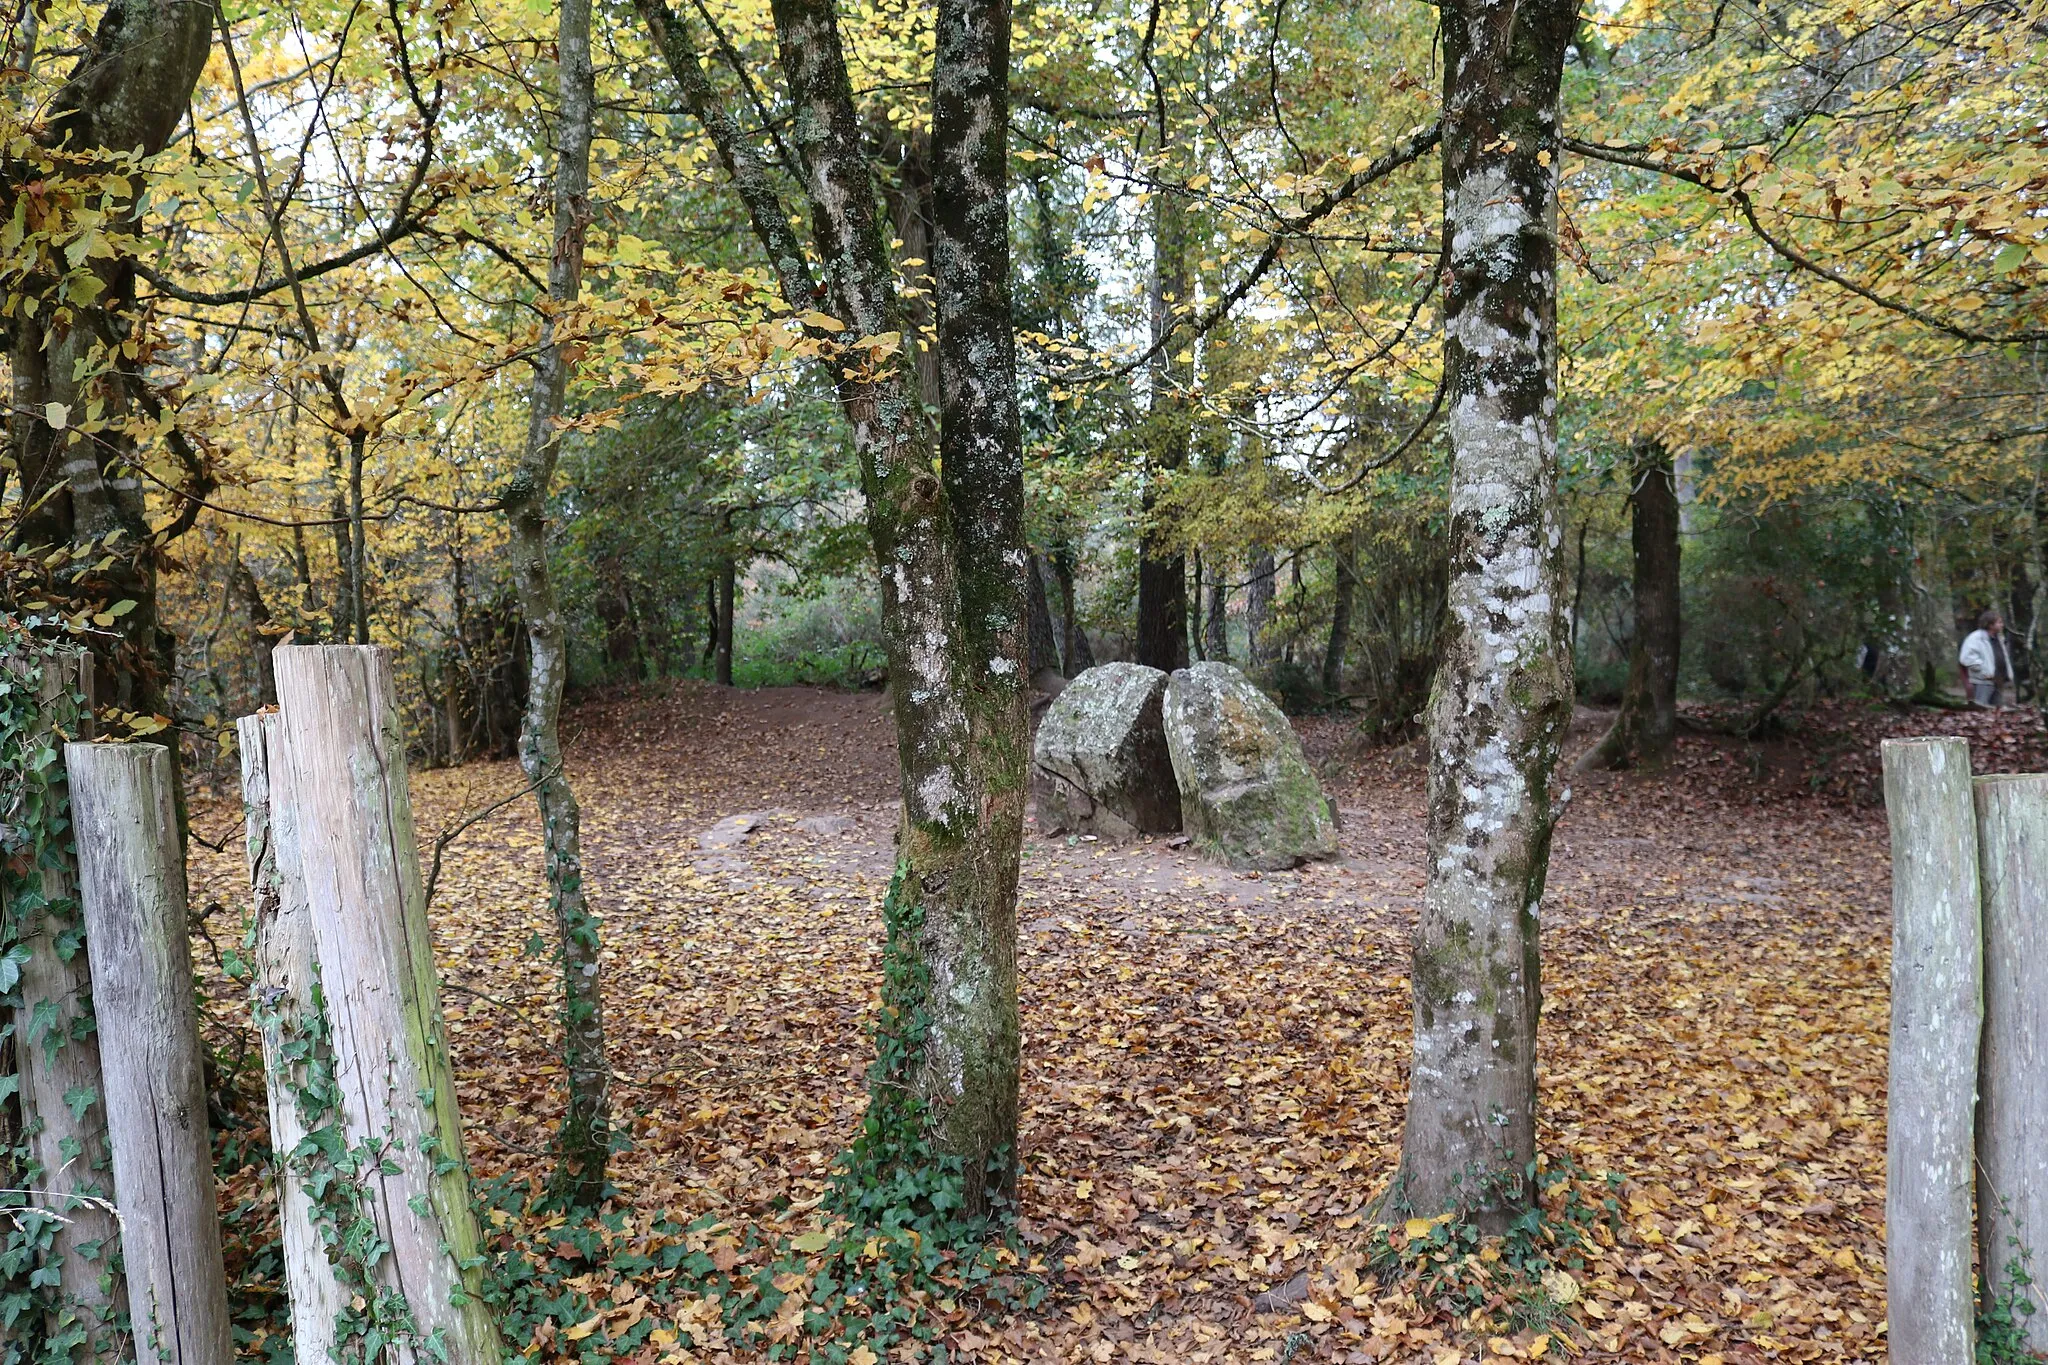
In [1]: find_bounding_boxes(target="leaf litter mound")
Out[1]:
[185,681,1944,1364]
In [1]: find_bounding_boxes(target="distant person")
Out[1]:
[1959,609,2014,708]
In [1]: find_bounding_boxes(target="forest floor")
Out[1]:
[184,683,2048,1364]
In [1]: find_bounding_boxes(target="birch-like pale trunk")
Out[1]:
[1395,0,1578,1227]
[636,0,1027,1210]
[236,711,348,1362]
[1972,772,2048,1350]
[1880,737,1980,1362]
[66,742,231,1365]
[273,645,505,1362]
[502,0,610,1207]
[2,650,119,1349]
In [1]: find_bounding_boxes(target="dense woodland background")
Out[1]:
[1,0,2045,1358]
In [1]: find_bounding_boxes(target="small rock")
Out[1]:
[698,813,763,850]
[1163,662,1338,871]
[797,813,856,838]
[1031,663,1182,838]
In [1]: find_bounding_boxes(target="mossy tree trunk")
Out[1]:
[1585,439,1680,769]
[636,0,1026,1214]
[4,0,218,720]
[1394,0,1577,1229]
[502,0,610,1208]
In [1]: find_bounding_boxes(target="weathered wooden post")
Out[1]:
[65,741,232,1365]
[1973,773,2048,1351]
[1881,736,1981,1363]
[273,645,504,1361]
[0,646,121,1348]
[237,710,347,1362]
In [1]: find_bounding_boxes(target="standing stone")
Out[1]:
[1162,662,1337,870]
[1032,663,1181,837]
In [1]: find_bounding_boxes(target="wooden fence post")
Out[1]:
[273,644,504,1362]
[237,711,347,1362]
[0,646,121,1349]
[1881,736,1981,1363]
[1973,773,2048,1350]
[65,741,232,1365]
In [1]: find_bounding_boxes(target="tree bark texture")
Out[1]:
[715,554,736,686]
[1246,551,1276,669]
[66,742,232,1365]
[1880,737,1981,1363]
[1396,0,1577,1227]
[1586,439,1680,769]
[1321,534,1358,697]
[2,650,119,1350]
[272,645,505,1361]
[1972,773,2048,1351]
[502,0,611,1207]
[236,712,348,1364]
[6,0,218,716]
[1204,554,1229,663]
[1028,551,1063,677]
[638,0,1028,1213]
[1136,183,1193,673]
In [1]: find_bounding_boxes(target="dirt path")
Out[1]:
[191,681,1894,1363]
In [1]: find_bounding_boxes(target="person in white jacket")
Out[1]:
[1959,609,2013,707]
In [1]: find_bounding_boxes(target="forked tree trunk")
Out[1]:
[636,0,1027,1213]
[1972,773,2048,1354]
[66,742,231,1365]
[273,645,505,1360]
[1395,0,1577,1227]
[236,712,348,1363]
[1585,439,1680,769]
[502,0,611,1206]
[1879,738,1980,1362]
[2,650,119,1350]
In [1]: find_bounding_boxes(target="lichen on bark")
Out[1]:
[1393,0,1579,1230]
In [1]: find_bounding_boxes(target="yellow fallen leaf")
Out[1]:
[849,1348,878,1365]
[563,1313,602,1341]
[1301,1301,1332,1322]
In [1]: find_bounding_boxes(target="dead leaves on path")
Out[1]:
[191,686,1894,1363]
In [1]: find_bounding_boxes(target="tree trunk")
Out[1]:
[1054,545,1094,672]
[1136,180,1192,673]
[1028,551,1063,677]
[1204,553,1229,663]
[231,553,278,708]
[67,742,232,1365]
[637,0,1027,1215]
[501,0,610,1207]
[1321,533,1357,697]
[273,645,505,1360]
[1879,738,1981,1362]
[1584,439,1680,769]
[235,713,348,1364]
[1395,0,1577,1228]
[1972,773,2048,1354]
[715,554,736,686]
[1246,551,1276,669]
[2,650,119,1352]
[5,0,218,721]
